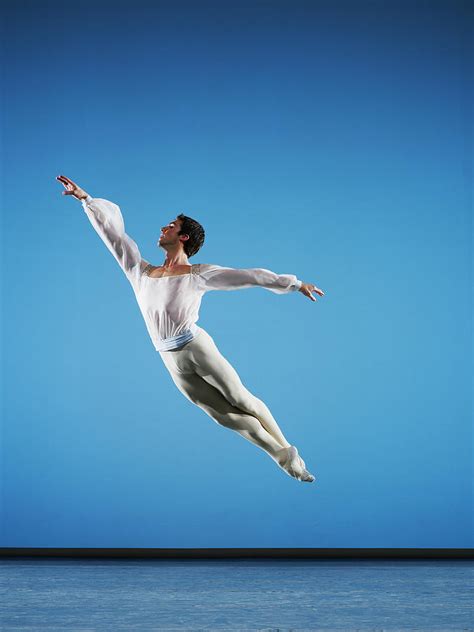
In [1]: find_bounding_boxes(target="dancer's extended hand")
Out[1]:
[56,174,89,201]
[299,282,324,302]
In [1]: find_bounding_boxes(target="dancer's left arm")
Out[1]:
[196,263,324,300]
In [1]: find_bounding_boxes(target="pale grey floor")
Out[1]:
[0,558,473,631]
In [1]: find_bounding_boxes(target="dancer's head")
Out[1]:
[158,214,205,258]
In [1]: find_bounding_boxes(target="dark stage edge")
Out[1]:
[0,548,473,559]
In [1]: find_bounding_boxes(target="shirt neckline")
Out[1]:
[142,267,194,280]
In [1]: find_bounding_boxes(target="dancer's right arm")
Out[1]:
[81,196,147,278]
[56,175,149,280]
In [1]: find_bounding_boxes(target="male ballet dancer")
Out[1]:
[56,174,324,482]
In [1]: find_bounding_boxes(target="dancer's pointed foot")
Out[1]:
[297,459,315,482]
[293,450,316,482]
[275,446,316,483]
[300,469,316,483]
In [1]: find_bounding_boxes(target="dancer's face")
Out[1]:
[158,218,187,248]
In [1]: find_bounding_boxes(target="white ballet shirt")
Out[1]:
[81,195,303,351]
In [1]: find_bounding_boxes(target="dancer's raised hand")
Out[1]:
[56,174,89,201]
[299,282,324,302]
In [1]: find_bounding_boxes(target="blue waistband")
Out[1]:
[155,323,200,351]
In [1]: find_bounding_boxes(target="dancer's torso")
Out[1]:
[131,263,206,352]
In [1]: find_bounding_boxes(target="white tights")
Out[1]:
[158,327,292,462]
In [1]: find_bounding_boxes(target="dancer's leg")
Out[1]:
[166,367,289,464]
[188,330,292,449]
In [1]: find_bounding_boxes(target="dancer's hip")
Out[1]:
[158,325,215,374]
[153,323,202,352]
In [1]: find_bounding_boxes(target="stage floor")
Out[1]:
[0,558,472,630]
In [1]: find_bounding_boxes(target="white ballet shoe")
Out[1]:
[278,446,316,483]
[300,469,316,483]
[294,449,316,482]
[298,461,316,482]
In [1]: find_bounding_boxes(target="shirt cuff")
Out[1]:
[294,279,303,291]
[82,194,93,205]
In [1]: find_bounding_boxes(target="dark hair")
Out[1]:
[177,213,205,258]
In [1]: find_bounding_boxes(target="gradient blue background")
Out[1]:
[1,0,472,548]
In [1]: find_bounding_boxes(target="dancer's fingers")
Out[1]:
[309,285,324,299]
[301,282,324,301]
[56,177,71,190]
[57,174,72,183]
[56,175,76,189]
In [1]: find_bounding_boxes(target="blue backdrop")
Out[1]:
[1,0,471,548]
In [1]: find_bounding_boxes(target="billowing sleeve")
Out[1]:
[81,195,148,281]
[196,263,303,294]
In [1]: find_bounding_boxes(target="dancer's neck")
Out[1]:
[161,250,190,268]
